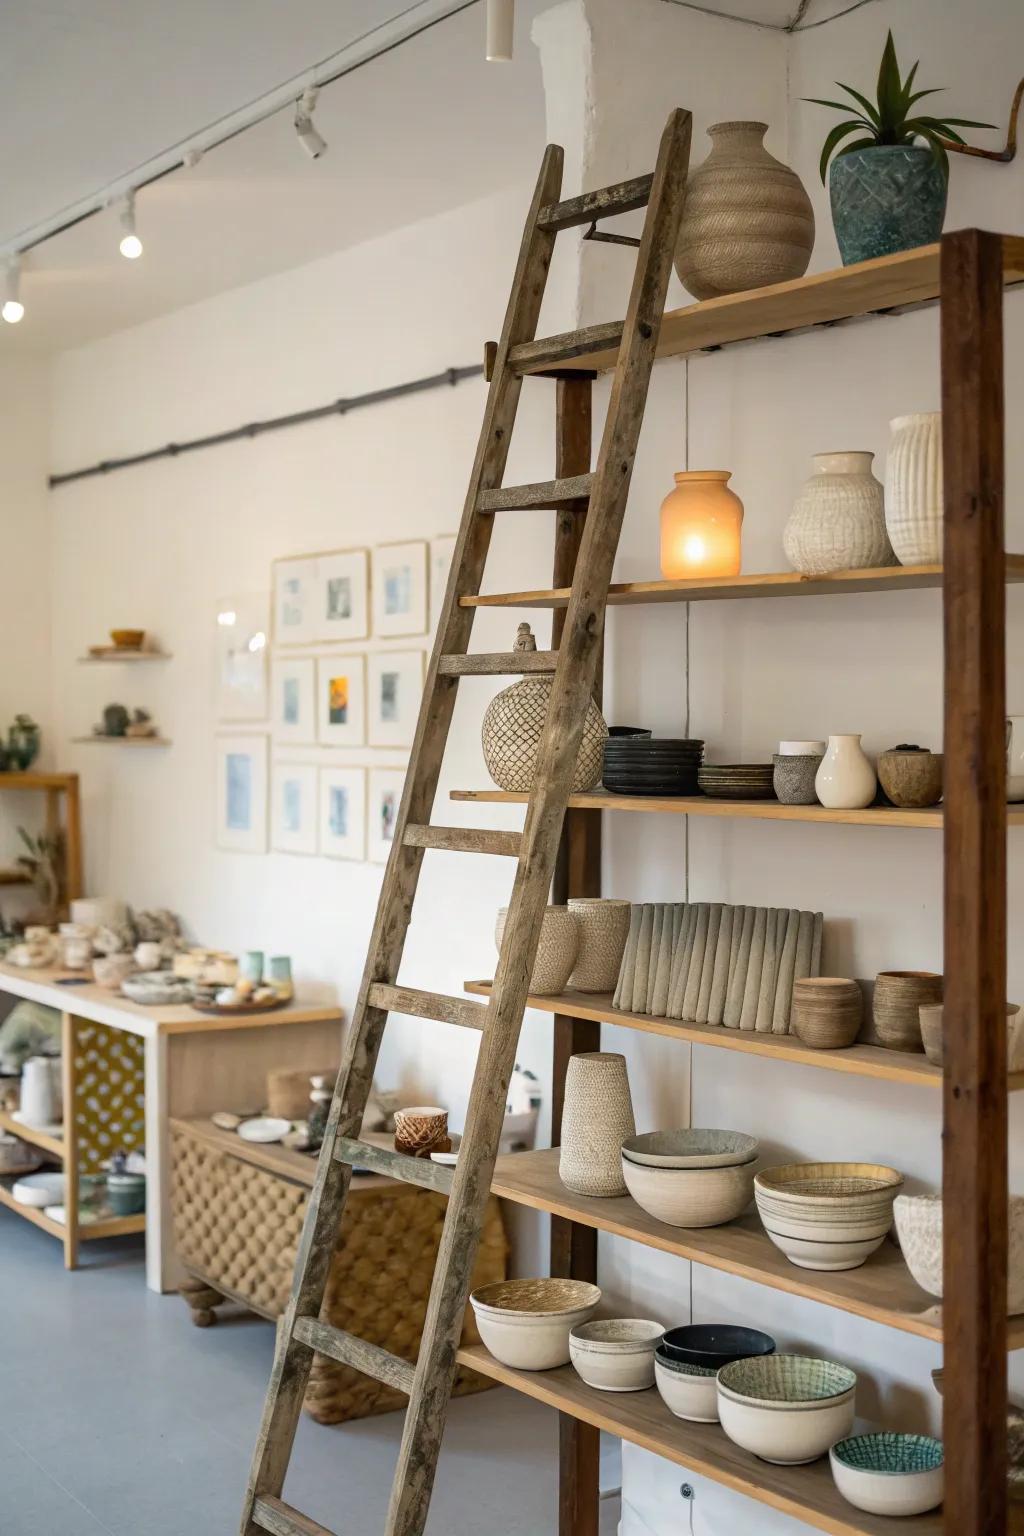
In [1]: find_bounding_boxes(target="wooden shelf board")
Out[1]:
[0,1180,65,1239]
[464,981,1024,1092]
[464,556,1024,610]
[71,736,172,748]
[79,1211,146,1241]
[490,1148,1023,1347]
[0,771,78,791]
[0,868,32,886]
[77,652,172,664]
[456,1343,941,1536]
[0,1107,64,1159]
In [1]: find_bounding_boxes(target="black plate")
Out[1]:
[659,1323,776,1369]
[603,783,698,797]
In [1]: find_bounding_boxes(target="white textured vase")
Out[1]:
[559,1052,635,1197]
[783,452,895,576]
[884,412,942,566]
[815,734,877,810]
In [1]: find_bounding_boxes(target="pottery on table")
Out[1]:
[778,740,826,757]
[755,1162,903,1271]
[482,623,606,793]
[830,146,947,266]
[674,121,814,300]
[237,1117,293,1145]
[877,746,943,808]
[92,954,136,991]
[784,452,894,577]
[659,1323,776,1371]
[394,1105,449,1159]
[815,734,876,810]
[622,1153,755,1228]
[1007,718,1024,802]
[568,1318,664,1392]
[495,904,579,996]
[884,413,942,566]
[621,1129,758,1170]
[918,1001,1024,1071]
[121,971,192,1005]
[567,899,632,992]
[717,1354,856,1465]
[773,753,823,805]
[873,970,942,1052]
[267,955,294,999]
[894,1193,1024,1314]
[791,978,862,1050]
[830,1433,944,1517]
[654,1350,720,1422]
[469,1277,601,1370]
[659,470,744,579]
[559,1052,635,1197]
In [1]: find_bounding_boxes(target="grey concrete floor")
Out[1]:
[0,1209,619,1536]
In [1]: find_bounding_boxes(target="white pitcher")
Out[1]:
[19,1056,61,1128]
[1008,718,1024,801]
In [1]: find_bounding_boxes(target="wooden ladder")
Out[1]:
[240,106,692,1536]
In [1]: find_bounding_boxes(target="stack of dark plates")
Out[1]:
[697,763,775,800]
[602,736,704,797]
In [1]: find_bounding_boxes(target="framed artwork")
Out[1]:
[368,767,406,864]
[372,540,428,637]
[271,763,318,855]
[315,549,369,644]
[216,592,269,721]
[429,534,457,629]
[216,735,268,853]
[273,556,318,645]
[319,766,367,861]
[368,650,424,749]
[272,657,316,744]
[316,655,365,747]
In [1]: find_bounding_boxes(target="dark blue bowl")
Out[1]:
[660,1324,776,1371]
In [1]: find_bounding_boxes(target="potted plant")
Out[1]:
[808,31,993,265]
[7,713,40,770]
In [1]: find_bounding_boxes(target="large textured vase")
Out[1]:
[559,1052,635,1198]
[675,121,814,301]
[482,623,607,792]
[783,451,895,576]
[884,412,943,566]
[830,147,947,266]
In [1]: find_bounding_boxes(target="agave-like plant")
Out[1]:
[807,30,995,183]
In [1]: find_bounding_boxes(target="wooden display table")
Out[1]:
[0,961,342,1291]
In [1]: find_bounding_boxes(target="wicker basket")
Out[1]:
[170,1120,507,1423]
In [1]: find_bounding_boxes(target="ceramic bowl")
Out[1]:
[873,970,942,1052]
[755,1163,903,1271]
[567,899,632,993]
[92,954,136,991]
[621,1129,759,1170]
[918,1001,1024,1070]
[106,1171,146,1216]
[470,1278,601,1370]
[495,905,579,995]
[717,1354,856,1465]
[660,1323,776,1371]
[772,753,824,805]
[622,1155,756,1228]
[877,749,944,809]
[894,1193,1024,1313]
[12,1170,65,1208]
[790,978,863,1049]
[830,1432,944,1516]
[110,628,145,649]
[568,1318,664,1391]
[654,1350,719,1422]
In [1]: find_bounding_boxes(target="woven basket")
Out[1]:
[170,1123,507,1423]
[481,624,606,793]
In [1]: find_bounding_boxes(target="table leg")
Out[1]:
[144,1031,181,1293]
[61,1012,79,1270]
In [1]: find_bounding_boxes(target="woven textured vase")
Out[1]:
[568,899,632,992]
[482,623,606,793]
[559,1052,635,1197]
[675,122,814,301]
[884,413,942,566]
[784,452,894,576]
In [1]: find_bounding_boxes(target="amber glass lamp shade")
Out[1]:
[659,470,743,579]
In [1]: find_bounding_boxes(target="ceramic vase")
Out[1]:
[830,147,947,266]
[559,1052,635,1197]
[675,122,814,301]
[567,899,632,992]
[659,471,744,578]
[784,452,894,576]
[482,624,607,793]
[885,413,942,566]
[495,904,579,995]
[815,734,876,809]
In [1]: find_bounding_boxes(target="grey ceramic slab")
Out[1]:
[707,904,734,1026]
[631,904,655,1014]
[793,909,814,992]
[646,903,666,1013]
[755,908,780,1033]
[811,910,824,976]
[682,903,710,1021]
[724,905,754,1028]
[773,909,800,1033]
[695,903,723,1024]
[739,907,767,1031]
[668,904,696,1019]
[614,904,642,1011]
[650,905,676,1016]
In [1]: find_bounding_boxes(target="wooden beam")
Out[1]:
[941,228,1008,1536]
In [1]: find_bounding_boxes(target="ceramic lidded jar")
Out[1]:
[784,452,895,576]
[659,471,743,578]
[559,1052,636,1197]
[675,122,814,301]
[884,413,942,566]
[481,623,607,793]
[815,735,877,810]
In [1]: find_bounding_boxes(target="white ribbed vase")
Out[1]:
[884,412,942,566]
[784,452,895,576]
[559,1052,636,1197]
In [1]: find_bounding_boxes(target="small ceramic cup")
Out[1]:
[772,753,824,805]
[395,1105,450,1159]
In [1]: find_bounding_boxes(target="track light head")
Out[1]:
[486,0,514,61]
[2,257,24,324]
[295,87,328,159]
[119,193,143,259]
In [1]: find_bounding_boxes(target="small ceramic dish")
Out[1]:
[568,1318,664,1391]
[622,1155,755,1228]
[470,1278,601,1371]
[654,1349,719,1422]
[238,1117,293,1144]
[717,1353,856,1465]
[12,1170,65,1208]
[660,1323,776,1371]
[621,1129,759,1170]
[830,1432,944,1516]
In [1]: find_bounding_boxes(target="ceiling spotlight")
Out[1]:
[295,87,327,159]
[2,257,23,324]
[486,0,514,61]
[119,193,143,259]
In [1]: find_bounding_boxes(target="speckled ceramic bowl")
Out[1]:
[830,1433,943,1516]
[621,1129,759,1170]
[569,1318,664,1392]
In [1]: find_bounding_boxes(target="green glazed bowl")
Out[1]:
[830,1433,943,1516]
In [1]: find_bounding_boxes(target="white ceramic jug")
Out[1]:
[19,1056,60,1128]
[1007,718,1024,802]
[815,734,877,810]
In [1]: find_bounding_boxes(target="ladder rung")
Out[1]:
[334,1135,455,1194]
[478,474,593,511]
[368,981,488,1030]
[404,824,522,857]
[252,1495,337,1536]
[509,320,624,375]
[438,651,558,676]
[293,1316,416,1395]
[538,173,654,231]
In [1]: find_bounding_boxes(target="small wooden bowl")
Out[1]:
[110,628,145,650]
[791,978,863,1050]
[877,750,943,809]
[873,971,942,1052]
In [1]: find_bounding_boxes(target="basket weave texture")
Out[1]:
[170,1125,508,1422]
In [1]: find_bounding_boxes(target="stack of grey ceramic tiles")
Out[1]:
[612,902,823,1033]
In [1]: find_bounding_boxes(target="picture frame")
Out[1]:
[319,766,367,861]
[372,540,428,638]
[272,657,316,744]
[368,767,406,864]
[316,655,366,747]
[216,592,270,722]
[429,534,457,630]
[273,555,318,645]
[315,548,369,644]
[271,763,318,855]
[367,650,424,749]
[216,735,268,854]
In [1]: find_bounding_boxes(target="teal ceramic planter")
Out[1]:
[829,146,947,265]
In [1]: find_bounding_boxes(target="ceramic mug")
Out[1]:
[133,941,162,972]
[1007,718,1024,802]
[20,1056,60,1127]
[240,950,265,985]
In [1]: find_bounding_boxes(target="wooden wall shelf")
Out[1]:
[0,1107,64,1159]
[77,651,172,664]
[71,737,172,748]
